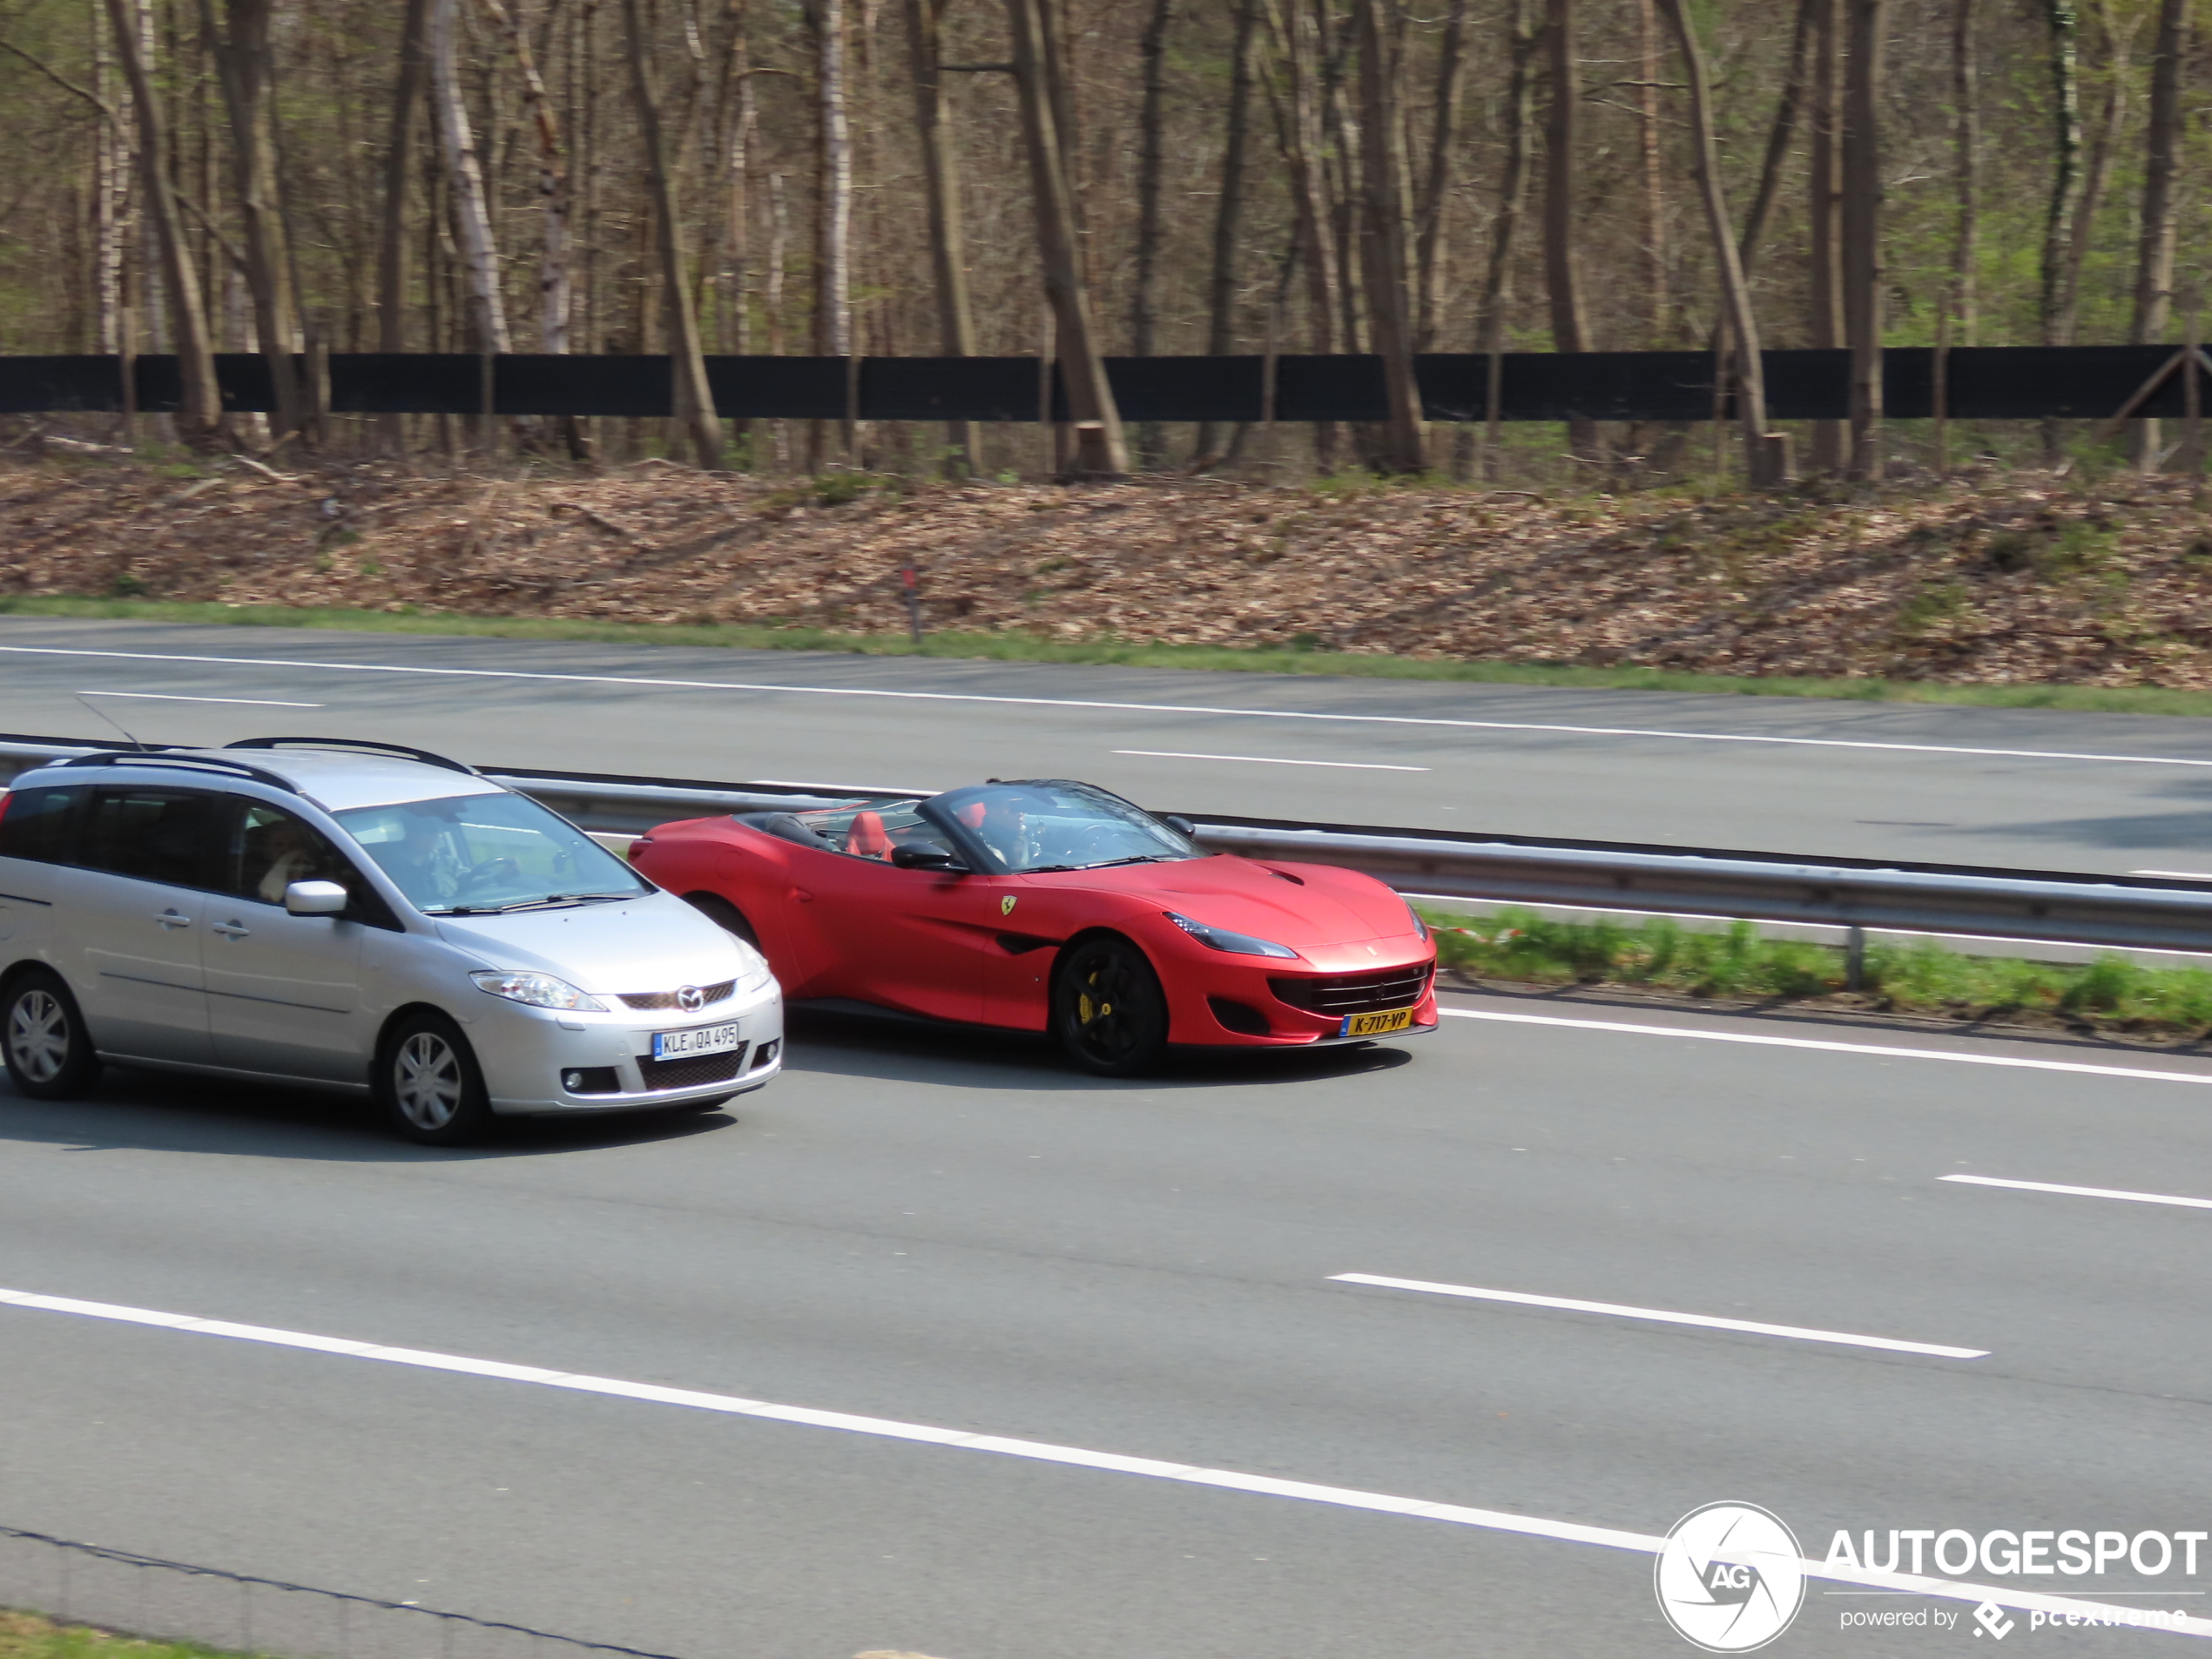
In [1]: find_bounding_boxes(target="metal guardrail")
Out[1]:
[9,736,2212,957]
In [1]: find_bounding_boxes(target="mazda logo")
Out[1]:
[676,985,705,1013]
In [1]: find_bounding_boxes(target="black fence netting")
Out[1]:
[0,345,2201,423]
[0,1525,693,1659]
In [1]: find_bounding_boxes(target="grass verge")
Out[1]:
[8,595,2212,718]
[1426,907,2212,1040]
[0,1609,261,1659]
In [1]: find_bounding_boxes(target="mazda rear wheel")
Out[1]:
[2,968,101,1100]
[1053,938,1170,1077]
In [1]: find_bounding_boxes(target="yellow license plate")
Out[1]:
[1342,1007,1416,1037]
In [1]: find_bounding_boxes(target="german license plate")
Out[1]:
[652,1022,741,1060]
[1342,1007,1416,1037]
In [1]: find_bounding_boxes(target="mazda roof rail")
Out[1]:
[57,751,300,793]
[224,737,479,775]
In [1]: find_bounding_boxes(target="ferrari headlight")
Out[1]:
[1165,911,1298,959]
[469,969,607,1012]
[1403,898,1431,941]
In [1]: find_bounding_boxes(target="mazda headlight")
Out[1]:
[1403,898,1431,941]
[1165,911,1298,959]
[735,942,773,993]
[469,969,607,1012]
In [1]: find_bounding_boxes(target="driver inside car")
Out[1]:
[958,793,1039,869]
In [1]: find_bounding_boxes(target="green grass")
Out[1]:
[8,592,2212,718]
[1427,907,2212,1035]
[0,1609,266,1659]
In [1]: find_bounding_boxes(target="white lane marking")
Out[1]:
[2,1285,2198,1637]
[2133,870,2212,881]
[1113,749,1432,772]
[5,644,2209,769]
[1941,1173,2212,1211]
[78,691,324,708]
[1330,1273,1986,1358]
[0,1284,1650,1549]
[1438,1007,2212,1086]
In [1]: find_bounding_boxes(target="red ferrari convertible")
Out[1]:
[628,779,1437,1076]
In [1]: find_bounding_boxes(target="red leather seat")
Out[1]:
[845,810,894,860]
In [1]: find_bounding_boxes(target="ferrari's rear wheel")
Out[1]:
[685,893,761,948]
[1053,937,1169,1077]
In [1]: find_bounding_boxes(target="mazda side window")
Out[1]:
[79,787,218,888]
[224,800,356,905]
[0,784,85,864]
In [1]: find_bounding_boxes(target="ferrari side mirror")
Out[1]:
[1163,814,1197,836]
[892,842,967,872]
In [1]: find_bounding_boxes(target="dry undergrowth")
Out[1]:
[7,455,2212,688]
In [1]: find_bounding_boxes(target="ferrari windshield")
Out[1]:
[927,781,1202,873]
[775,781,1203,873]
[334,792,651,914]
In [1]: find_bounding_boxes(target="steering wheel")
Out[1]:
[454,855,523,895]
[1063,825,1130,865]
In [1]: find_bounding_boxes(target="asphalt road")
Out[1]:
[4,989,2212,1657]
[8,616,2212,875]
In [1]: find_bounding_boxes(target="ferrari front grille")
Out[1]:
[619,980,737,1012]
[1269,965,1433,1015]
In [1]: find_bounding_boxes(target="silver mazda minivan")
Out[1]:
[0,738,783,1143]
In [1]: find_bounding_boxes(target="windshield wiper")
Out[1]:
[437,891,637,915]
[1081,854,1182,868]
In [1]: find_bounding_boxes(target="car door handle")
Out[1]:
[211,920,251,939]
[155,909,191,930]
[791,887,813,903]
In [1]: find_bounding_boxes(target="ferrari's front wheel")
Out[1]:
[1053,937,1169,1077]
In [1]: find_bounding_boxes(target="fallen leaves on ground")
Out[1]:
[8,455,2212,688]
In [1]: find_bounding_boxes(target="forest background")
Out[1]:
[0,0,2202,482]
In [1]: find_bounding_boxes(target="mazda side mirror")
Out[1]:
[285,880,349,917]
[891,842,966,872]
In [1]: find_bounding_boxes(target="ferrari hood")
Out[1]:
[1054,854,1408,948]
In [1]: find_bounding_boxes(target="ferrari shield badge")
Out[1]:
[1001,895,1018,915]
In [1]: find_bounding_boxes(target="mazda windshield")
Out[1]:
[335,792,651,914]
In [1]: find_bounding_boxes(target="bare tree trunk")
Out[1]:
[2040,1,2085,349]
[1352,0,1423,472]
[1541,0,1596,460]
[2063,11,2131,334]
[427,0,509,358]
[1004,0,1128,477]
[478,0,571,355]
[1195,0,1262,463]
[1263,0,1342,469]
[376,0,430,450]
[1414,0,1468,351]
[2130,0,2187,466]
[1950,0,1978,346]
[92,28,125,361]
[1656,0,1772,483]
[1468,0,1539,480]
[905,0,979,473]
[1738,0,1815,280]
[1809,0,1844,470]
[623,0,722,469]
[201,0,304,445]
[809,0,852,469]
[107,0,222,446]
[1842,0,1887,481]
[1635,0,1666,343]
[1130,0,1175,465]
